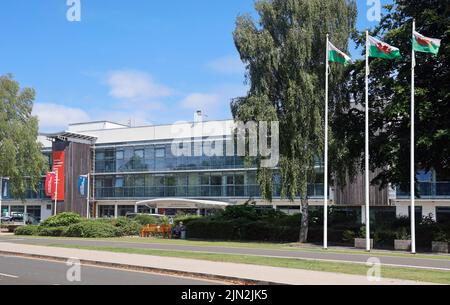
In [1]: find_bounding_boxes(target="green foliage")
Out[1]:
[41,212,82,227]
[173,214,202,226]
[64,221,119,238]
[18,215,142,238]
[186,208,300,242]
[0,74,47,199]
[133,214,160,226]
[332,0,450,188]
[433,230,449,243]
[38,226,66,237]
[14,225,39,236]
[232,0,357,242]
[186,218,299,242]
[395,227,411,240]
[218,205,286,221]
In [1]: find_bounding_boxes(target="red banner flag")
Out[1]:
[45,172,56,197]
[52,151,65,201]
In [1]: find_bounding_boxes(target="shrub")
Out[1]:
[173,215,202,225]
[41,212,82,227]
[15,225,39,236]
[185,218,299,242]
[115,218,142,236]
[38,226,66,237]
[63,221,118,238]
[133,214,159,226]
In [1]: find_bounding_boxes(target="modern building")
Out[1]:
[1,115,449,223]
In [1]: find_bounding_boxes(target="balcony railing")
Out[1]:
[94,183,326,200]
[396,182,450,199]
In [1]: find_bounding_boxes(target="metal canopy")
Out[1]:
[135,198,230,209]
[42,132,97,145]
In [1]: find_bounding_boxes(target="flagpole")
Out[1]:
[324,33,329,250]
[411,19,416,254]
[54,169,59,216]
[365,31,371,252]
[87,173,90,219]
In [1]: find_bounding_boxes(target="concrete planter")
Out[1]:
[355,238,373,249]
[394,240,411,251]
[432,241,449,254]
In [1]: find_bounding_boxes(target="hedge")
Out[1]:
[186,218,300,242]
[38,226,67,237]
[14,225,40,236]
[64,221,119,238]
[41,212,82,227]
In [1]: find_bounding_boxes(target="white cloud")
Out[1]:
[180,93,221,110]
[33,103,90,131]
[207,55,245,75]
[106,70,172,101]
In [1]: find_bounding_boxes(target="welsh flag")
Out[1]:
[328,42,352,65]
[368,35,401,60]
[413,31,441,55]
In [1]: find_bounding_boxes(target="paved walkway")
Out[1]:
[1,235,450,271]
[0,242,432,285]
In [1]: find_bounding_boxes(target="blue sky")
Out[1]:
[0,0,392,132]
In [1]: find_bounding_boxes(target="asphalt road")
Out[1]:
[0,254,220,285]
[1,235,450,271]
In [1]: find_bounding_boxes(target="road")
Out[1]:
[0,254,221,285]
[1,235,450,271]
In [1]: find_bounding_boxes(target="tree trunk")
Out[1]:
[299,197,309,243]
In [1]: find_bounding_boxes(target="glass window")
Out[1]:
[99,205,115,218]
[96,152,105,161]
[115,177,124,188]
[26,206,41,223]
[134,149,144,159]
[155,147,165,158]
[235,174,245,185]
[211,175,222,186]
[417,171,433,182]
[116,151,124,160]
[118,206,135,217]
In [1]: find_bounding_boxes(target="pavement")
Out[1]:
[1,235,450,271]
[0,254,220,285]
[0,241,435,285]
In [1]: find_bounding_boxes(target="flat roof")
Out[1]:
[41,131,98,145]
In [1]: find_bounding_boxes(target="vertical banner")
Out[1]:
[45,172,56,197]
[78,175,88,198]
[52,151,65,201]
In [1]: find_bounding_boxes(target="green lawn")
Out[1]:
[7,235,450,261]
[51,243,450,284]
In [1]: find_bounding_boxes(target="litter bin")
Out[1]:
[181,230,187,240]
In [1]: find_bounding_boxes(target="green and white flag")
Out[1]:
[328,41,352,65]
[413,31,441,55]
[368,35,401,59]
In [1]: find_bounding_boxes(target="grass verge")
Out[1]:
[6,235,450,261]
[50,244,450,284]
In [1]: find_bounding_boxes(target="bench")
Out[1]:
[140,224,172,239]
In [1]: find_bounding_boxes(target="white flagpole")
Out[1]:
[365,31,371,252]
[411,20,417,254]
[324,34,329,250]
[54,170,59,216]
[87,174,90,219]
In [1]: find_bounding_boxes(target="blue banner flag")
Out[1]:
[78,175,88,197]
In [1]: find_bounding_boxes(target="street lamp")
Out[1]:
[0,177,11,226]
